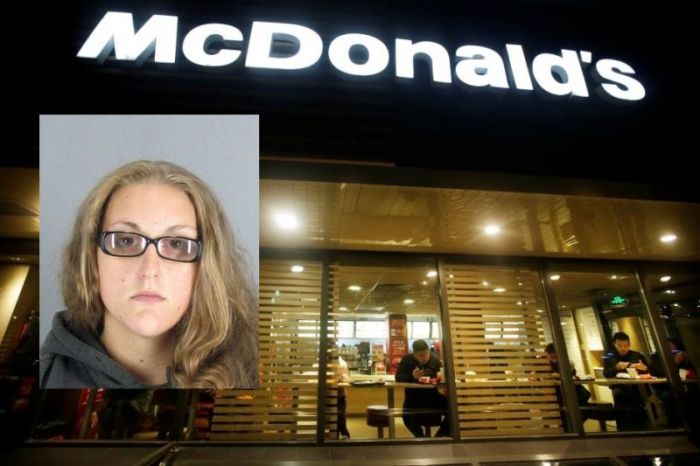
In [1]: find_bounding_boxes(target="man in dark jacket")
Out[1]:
[603,331,655,431]
[395,340,450,437]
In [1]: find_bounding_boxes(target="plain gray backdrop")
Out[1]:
[39,115,259,345]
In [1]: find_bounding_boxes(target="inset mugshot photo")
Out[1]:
[39,115,259,389]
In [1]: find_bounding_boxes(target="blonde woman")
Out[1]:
[40,161,257,388]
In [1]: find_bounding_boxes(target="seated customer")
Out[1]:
[395,340,450,438]
[544,343,591,407]
[603,331,656,431]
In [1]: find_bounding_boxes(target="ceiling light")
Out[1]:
[274,212,299,230]
[660,276,672,282]
[484,225,501,236]
[493,287,506,293]
[426,270,437,278]
[404,299,415,305]
[348,285,362,291]
[660,234,677,243]
[291,265,304,273]
[550,274,561,281]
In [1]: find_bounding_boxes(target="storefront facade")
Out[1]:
[3,0,700,462]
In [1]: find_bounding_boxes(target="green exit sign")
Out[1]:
[610,295,628,306]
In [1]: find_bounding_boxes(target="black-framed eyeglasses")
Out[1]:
[98,231,202,263]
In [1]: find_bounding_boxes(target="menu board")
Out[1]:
[388,314,408,375]
[336,320,354,338]
[412,321,430,339]
[431,321,441,339]
[355,320,387,339]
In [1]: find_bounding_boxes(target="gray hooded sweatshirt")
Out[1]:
[40,311,176,389]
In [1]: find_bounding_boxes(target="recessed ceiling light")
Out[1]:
[536,309,544,313]
[660,234,677,243]
[339,306,348,311]
[610,275,618,280]
[665,290,676,295]
[550,274,561,281]
[426,270,437,278]
[449,274,454,278]
[660,276,672,283]
[404,299,415,305]
[482,281,489,287]
[484,225,501,236]
[348,285,362,291]
[291,265,304,273]
[493,287,506,293]
[274,212,299,230]
[421,280,428,286]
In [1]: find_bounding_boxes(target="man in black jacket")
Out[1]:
[395,340,450,437]
[603,331,655,431]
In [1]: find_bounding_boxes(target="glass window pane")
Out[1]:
[647,270,700,430]
[328,261,449,440]
[548,268,679,433]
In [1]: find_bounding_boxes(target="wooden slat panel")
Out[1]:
[445,264,564,437]
[459,403,561,411]
[210,259,324,441]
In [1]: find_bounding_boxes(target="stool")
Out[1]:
[366,405,389,438]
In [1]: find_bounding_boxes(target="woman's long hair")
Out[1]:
[61,160,258,388]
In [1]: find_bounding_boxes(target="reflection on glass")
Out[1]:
[31,389,204,441]
[549,269,678,433]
